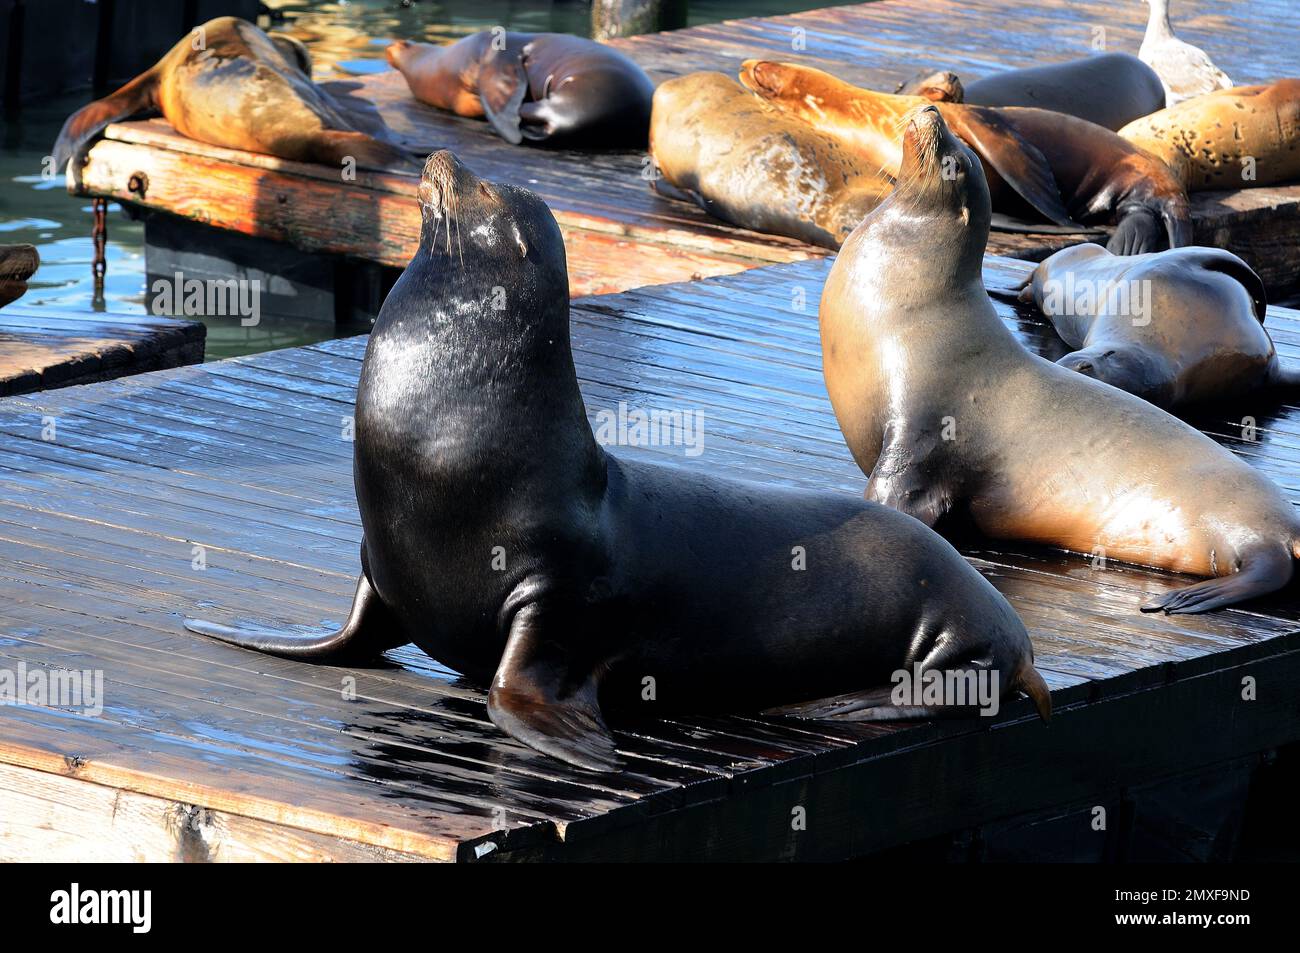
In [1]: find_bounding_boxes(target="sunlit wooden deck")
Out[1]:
[1,255,1297,861]
[72,0,1300,300]
[0,303,204,397]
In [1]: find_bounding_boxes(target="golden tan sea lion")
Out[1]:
[1118,80,1300,191]
[649,72,893,248]
[740,60,1192,254]
[820,104,1300,614]
[53,17,415,180]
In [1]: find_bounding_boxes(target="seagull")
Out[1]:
[1139,0,1233,105]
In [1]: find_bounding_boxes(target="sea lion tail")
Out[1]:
[52,67,161,177]
[1011,660,1052,722]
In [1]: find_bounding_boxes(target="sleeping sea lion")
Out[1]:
[1020,244,1300,408]
[649,72,893,248]
[52,17,415,181]
[741,59,1192,254]
[385,32,654,146]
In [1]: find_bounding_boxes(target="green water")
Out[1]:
[0,0,844,359]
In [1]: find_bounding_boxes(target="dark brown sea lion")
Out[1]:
[0,244,39,309]
[52,17,415,181]
[1020,244,1300,409]
[649,72,893,248]
[741,60,1192,255]
[385,32,654,146]
[1120,80,1300,191]
[820,104,1300,614]
[900,54,1166,131]
[184,150,1048,770]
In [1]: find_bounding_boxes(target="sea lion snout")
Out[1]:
[384,40,412,67]
[417,149,467,216]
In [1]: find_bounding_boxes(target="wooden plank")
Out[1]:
[0,305,205,397]
[0,760,425,863]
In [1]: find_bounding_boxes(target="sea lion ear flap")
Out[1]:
[945,111,1080,229]
[478,49,529,145]
[487,603,620,771]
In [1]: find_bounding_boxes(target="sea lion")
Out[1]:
[820,104,1300,614]
[1019,244,1300,408]
[1119,80,1300,191]
[0,244,39,309]
[385,32,654,146]
[740,60,1192,255]
[650,72,893,248]
[52,17,414,181]
[184,150,1049,770]
[900,54,1166,132]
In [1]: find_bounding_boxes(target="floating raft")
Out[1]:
[1,256,1297,861]
[0,303,204,397]
[73,0,1300,298]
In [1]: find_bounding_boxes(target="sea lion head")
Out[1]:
[1057,345,1169,403]
[415,150,566,287]
[738,59,850,126]
[895,69,965,103]
[879,105,991,269]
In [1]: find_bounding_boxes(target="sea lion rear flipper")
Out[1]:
[478,50,529,145]
[52,67,161,177]
[185,573,406,662]
[1191,250,1269,322]
[1141,544,1294,614]
[945,110,1080,228]
[487,603,619,771]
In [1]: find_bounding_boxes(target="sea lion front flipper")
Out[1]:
[487,602,619,772]
[478,49,529,145]
[944,110,1080,228]
[864,419,953,528]
[52,67,161,179]
[185,572,406,662]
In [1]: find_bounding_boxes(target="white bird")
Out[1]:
[1139,0,1234,105]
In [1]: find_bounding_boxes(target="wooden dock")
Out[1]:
[0,303,205,397]
[72,0,1300,301]
[1,255,1297,862]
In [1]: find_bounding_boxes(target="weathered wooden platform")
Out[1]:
[72,0,1300,300]
[1,255,1297,862]
[0,303,205,397]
